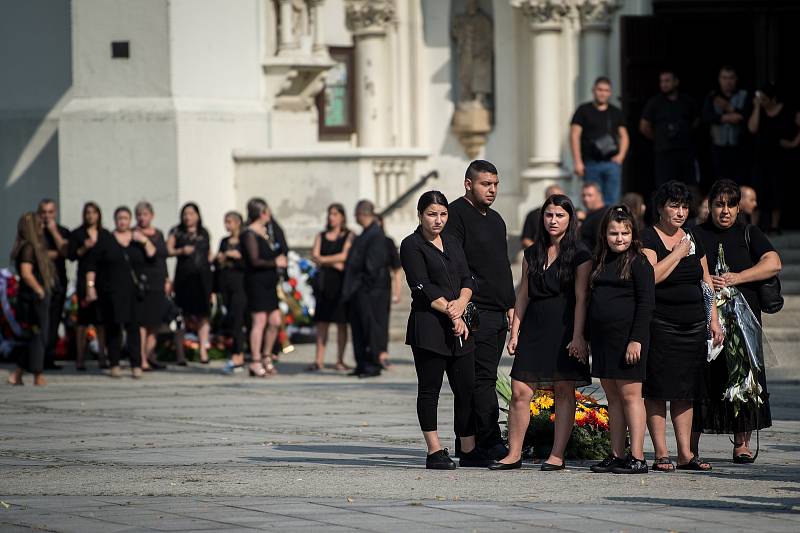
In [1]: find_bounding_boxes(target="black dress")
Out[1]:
[170,227,213,317]
[242,222,288,313]
[137,229,168,328]
[216,235,247,353]
[511,245,592,387]
[313,231,349,324]
[88,229,149,325]
[590,253,655,380]
[693,221,774,433]
[641,226,707,401]
[13,242,50,374]
[67,226,101,326]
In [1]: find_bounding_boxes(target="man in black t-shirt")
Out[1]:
[580,182,607,250]
[37,199,70,370]
[520,184,564,249]
[443,160,516,460]
[570,77,628,205]
[702,66,751,184]
[640,69,699,186]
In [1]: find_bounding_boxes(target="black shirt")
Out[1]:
[442,197,515,311]
[641,92,698,152]
[580,207,608,250]
[218,236,245,272]
[754,105,797,162]
[641,226,706,324]
[385,236,401,270]
[521,208,540,244]
[571,102,625,161]
[342,221,389,301]
[400,228,475,356]
[43,225,70,291]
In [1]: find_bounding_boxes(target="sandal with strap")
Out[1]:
[305,363,322,372]
[248,363,268,378]
[677,456,712,471]
[651,457,675,472]
[264,360,278,375]
[733,442,756,464]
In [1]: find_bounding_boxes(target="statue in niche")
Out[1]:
[451,0,493,107]
[292,0,308,45]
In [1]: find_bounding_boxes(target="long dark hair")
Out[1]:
[177,202,209,239]
[590,205,644,287]
[325,203,348,233]
[11,212,55,290]
[82,201,103,229]
[531,194,580,287]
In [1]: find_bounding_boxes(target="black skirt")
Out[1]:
[591,327,647,381]
[643,318,706,400]
[246,271,279,313]
[137,290,166,328]
[313,267,347,324]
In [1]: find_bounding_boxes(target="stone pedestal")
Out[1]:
[451,101,491,159]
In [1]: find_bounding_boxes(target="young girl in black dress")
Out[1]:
[589,206,655,474]
[490,194,591,471]
[216,211,247,373]
[309,203,354,371]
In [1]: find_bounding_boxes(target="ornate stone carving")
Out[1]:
[576,0,621,29]
[510,0,573,26]
[452,0,493,107]
[345,0,396,36]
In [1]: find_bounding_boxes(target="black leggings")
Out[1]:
[106,322,142,369]
[219,274,247,354]
[412,346,475,436]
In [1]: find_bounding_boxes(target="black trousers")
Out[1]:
[45,288,65,367]
[349,289,388,374]
[18,294,50,374]
[219,273,247,354]
[472,309,507,449]
[375,289,392,353]
[412,346,475,435]
[654,150,696,186]
[106,321,142,369]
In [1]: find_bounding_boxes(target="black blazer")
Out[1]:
[342,221,389,301]
[400,228,475,356]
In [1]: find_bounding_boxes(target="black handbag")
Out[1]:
[590,116,619,160]
[744,224,783,314]
[462,301,480,332]
[123,250,148,301]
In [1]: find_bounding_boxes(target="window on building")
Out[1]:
[111,41,130,59]
[317,47,355,136]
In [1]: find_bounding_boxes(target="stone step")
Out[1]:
[781,280,800,295]
[778,248,800,262]
[780,264,800,280]
[770,231,800,249]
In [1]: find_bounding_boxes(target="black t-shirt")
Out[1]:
[442,197,515,311]
[641,93,698,152]
[580,207,608,250]
[754,105,797,161]
[641,226,706,324]
[43,225,70,291]
[571,102,625,161]
[521,208,540,244]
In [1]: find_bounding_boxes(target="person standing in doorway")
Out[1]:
[443,160,516,460]
[37,199,70,371]
[702,66,750,184]
[571,76,629,205]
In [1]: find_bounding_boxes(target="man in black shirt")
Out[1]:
[702,66,751,184]
[342,200,389,378]
[443,160,516,459]
[570,76,628,205]
[37,199,70,370]
[520,184,564,249]
[580,182,607,249]
[640,69,699,186]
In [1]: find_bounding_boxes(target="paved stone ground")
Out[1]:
[1,295,798,532]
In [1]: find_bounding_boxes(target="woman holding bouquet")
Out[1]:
[589,206,655,474]
[491,194,591,471]
[641,181,724,472]
[400,191,489,470]
[694,179,781,463]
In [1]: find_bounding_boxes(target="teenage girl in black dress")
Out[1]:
[589,206,655,474]
[491,194,591,471]
[134,201,168,371]
[309,203,354,371]
[216,211,247,373]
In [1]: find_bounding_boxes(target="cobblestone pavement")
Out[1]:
[1,297,798,532]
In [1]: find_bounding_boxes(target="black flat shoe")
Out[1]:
[540,461,566,471]
[488,459,522,471]
[459,448,492,468]
[733,453,756,464]
[611,456,648,474]
[147,360,166,370]
[590,454,624,473]
[426,449,456,470]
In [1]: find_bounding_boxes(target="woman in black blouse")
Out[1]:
[134,201,169,371]
[86,207,156,379]
[167,203,214,364]
[641,181,724,472]
[492,194,591,472]
[589,206,655,475]
[694,179,781,463]
[67,202,106,370]
[400,191,488,470]
[216,211,247,373]
[241,198,288,377]
[8,212,55,386]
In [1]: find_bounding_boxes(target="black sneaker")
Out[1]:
[612,456,649,474]
[426,449,457,470]
[590,454,625,473]
[459,447,492,468]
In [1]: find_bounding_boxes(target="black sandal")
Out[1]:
[651,457,674,472]
[676,456,712,471]
[733,442,756,464]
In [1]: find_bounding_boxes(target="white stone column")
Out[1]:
[308,0,327,57]
[277,0,296,56]
[346,0,395,148]
[578,0,621,101]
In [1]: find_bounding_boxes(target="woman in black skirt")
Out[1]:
[134,201,169,371]
[241,198,288,377]
[589,206,655,474]
[215,211,247,372]
[641,181,724,472]
[309,203,354,371]
[694,179,781,463]
[86,207,156,379]
[68,202,106,370]
[8,212,55,386]
[167,203,213,364]
[400,191,489,470]
[491,194,591,472]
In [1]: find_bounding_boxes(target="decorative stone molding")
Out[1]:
[576,0,621,30]
[345,0,396,36]
[452,101,492,159]
[373,158,413,210]
[263,56,333,111]
[510,0,573,27]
